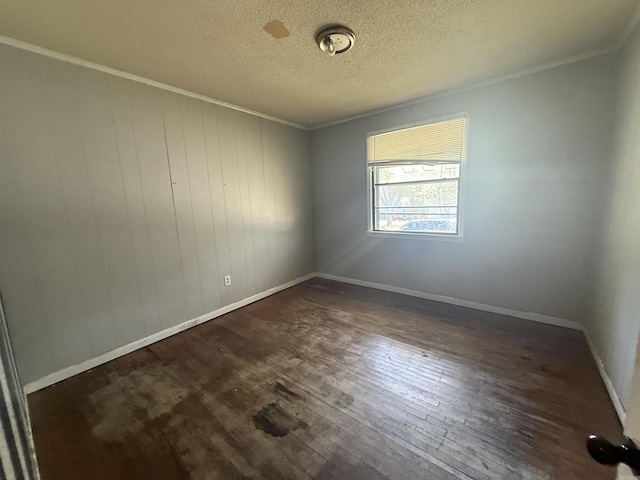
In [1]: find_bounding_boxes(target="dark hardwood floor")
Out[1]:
[28,278,623,479]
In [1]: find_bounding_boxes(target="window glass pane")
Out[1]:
[374,179,458,233]
[375,180,458,208]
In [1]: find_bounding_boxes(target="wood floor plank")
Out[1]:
[28,278,622,479]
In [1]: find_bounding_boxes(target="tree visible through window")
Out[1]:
[367,116,466,235]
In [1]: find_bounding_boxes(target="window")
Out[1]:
[367,116,467,236]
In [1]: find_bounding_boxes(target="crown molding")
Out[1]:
[0,35,310,131]
[311,45,617,130]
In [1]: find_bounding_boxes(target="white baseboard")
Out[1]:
[583,329,626,424]
[315,272,582,330]
[24,273,314,394]
[316,272,627,423]
[25,270,626,427]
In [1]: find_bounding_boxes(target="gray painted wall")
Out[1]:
[0,43,314,385]
[587,24,640,410]
[311,53,618,324]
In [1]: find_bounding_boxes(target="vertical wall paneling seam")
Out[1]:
[261,118,277,286]
[288,131,297,278]
[109,78,152,337]
[203,105,224,306]
[181,100,205,313]
[198,103,222,308]
[258,118,272,285]
[163,92,188,325]
[275,125,286,282]
[271,122,282,283]
[306,133,316,273]
[215,107,234,298]
[85,69,139,348]
[71,67,118,352]
[125,82,162,336]
[161,99,191,320]
[0,77,55,371]
[176,94,210,317]
[289,129,298,279]
[135,84,188,329]
[266,121,278,283]
[242,116,258,295]
[37,58,93,356]
[247,116,268,293]
[276,126,287,282]
[219,109,245,302]
[271,123,284,284]
[88,69,146,346]
[108,78,149,339]
[128,83,170,330]
[234,113,251,297]
[234,113,248,295]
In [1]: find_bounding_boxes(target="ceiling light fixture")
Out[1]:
[316,25,355,56]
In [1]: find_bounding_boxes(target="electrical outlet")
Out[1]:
[224,275,231,286]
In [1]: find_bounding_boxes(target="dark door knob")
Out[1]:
[587,434,640,474]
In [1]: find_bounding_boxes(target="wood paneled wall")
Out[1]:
[0,44,313,385]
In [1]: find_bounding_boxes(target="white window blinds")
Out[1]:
[367,117,466,165]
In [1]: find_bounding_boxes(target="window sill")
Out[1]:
[366,230,464,242]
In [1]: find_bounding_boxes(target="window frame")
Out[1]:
[366,113,469,240]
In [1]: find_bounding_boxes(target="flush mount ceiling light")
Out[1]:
[316,25,355,56]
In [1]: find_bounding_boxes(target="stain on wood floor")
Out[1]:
[28,278,623,479]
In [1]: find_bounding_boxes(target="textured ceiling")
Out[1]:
[1,0,639,128]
